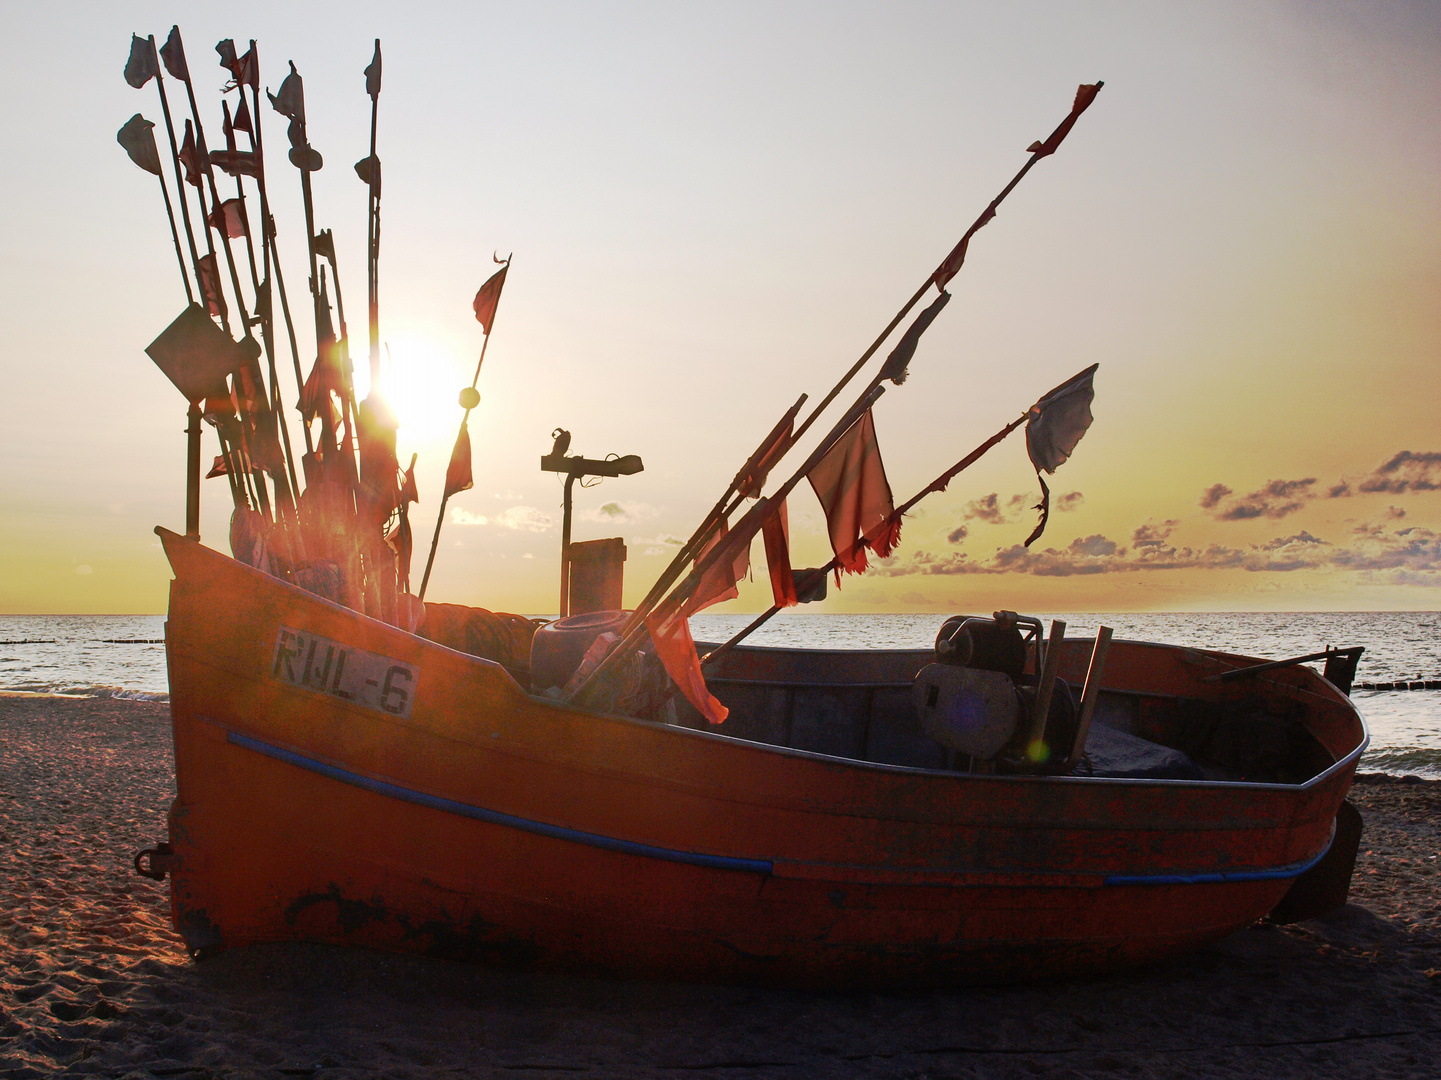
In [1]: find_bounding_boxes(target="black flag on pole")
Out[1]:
[1023,363,1097,546]
[124,35,159,89]
[117,114,163,176]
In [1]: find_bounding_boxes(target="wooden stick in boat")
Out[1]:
[566,386,887,706]
[416,258,511,603]
[623,86,1105,651]
[1025,620,1066,761]
[1066,626,1113,768]
[616,393,808,640]
[696,408,1032,670]
[144,37,205,315]
[364,40,382,388]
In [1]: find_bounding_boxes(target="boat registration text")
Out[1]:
[272,627,418,718]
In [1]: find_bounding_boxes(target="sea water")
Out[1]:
[2,612,1437,777]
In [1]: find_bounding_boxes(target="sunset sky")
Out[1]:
[2,1,1439,615]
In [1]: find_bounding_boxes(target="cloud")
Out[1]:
[1055,491,1084,512]
[74,564,92,575]
[577,501,659,523]
[962,493,1007,523]
[1356,451,1441,494]
[946,525,968,543]
[452,505,553,532]
[1199,484,1231,510]
[1201,478,1317,520]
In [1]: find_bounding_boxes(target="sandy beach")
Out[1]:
[1,694,1437,1079]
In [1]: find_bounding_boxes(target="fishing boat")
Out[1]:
[144,527,1366,987]
[121,34,1367,986]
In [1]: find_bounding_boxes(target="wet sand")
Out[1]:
[2,694,1437,1079]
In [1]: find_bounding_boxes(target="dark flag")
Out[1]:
[117,114,162,176]
[364,40,382,99]
[178,121,203,187]
[159,26,189,83]
[807,409,900,577]
[208,149,259,178]
[444,421,474,498]
[1027,83,1103,159]
[235,45,259,89]
[196,253,225,317]
[878,290,950,385]
[232,93,253,134]
[354,154,381,195]
[124,35,159,89]
[145,302,246,403]
[215,38,237,73]
[1023,364,1098,546]
[207,198,248,239]
[313,228,337,263]
[472,258,509,334]
[267,61,305,123]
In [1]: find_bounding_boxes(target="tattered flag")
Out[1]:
[209,149,259,178]
[646,611,728,725]
[878,290,950,386]
[117,114,162,176]
[160,26,189,83]
[178,121,203,187]
[196,253,225,318]
[313,228,336,263]
[807,409,900,577]
[124,35,159,89]
[761,499,798,609]
[364,39,382,99]
[207,198,248,239]
[234,45,259,90]
[145,303,246,403]
[1027,83,1103,160]
[267,61,305,123]
[735,400,803,499]
[444,421,474,498]
[687,516,752,614]
[1023,363,1098,546]
[932,202,998,292]
[472,258,509,334]
[353,154,381,195]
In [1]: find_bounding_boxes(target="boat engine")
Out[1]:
[914,612,1077,767]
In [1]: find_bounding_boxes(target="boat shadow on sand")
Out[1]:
[70,905,1441,1078]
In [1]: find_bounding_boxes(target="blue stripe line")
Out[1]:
[1103,837,1333,886]
[225,730,773,876]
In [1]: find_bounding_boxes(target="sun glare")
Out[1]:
[352,334,470,453]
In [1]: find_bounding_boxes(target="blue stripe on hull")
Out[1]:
[226,728,1331,888]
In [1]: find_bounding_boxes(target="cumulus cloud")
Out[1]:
[1356,451,1441,494]
[1055,491,1084,512]
[963,493,1007,523]
[946,525,968,543]
[1200,478,1317,520]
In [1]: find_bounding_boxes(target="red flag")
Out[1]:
[761,500,797,609]
[232,94,253,135]
[444,421,474,498]
[686,516,751,614]
[196,253,225,317]
[1027,83,1103,160]
[645,612,728,725]
[364,40,382,100]
[398,456,418,506]
[734,402,802,499]
[807,409,899,576]
[179,121,203,187]
[209,148,259,178]
[207,198,248,238]
[472,259,509,334]
[932,202,997,292]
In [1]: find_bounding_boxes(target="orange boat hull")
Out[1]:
[156,531,1364,987]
